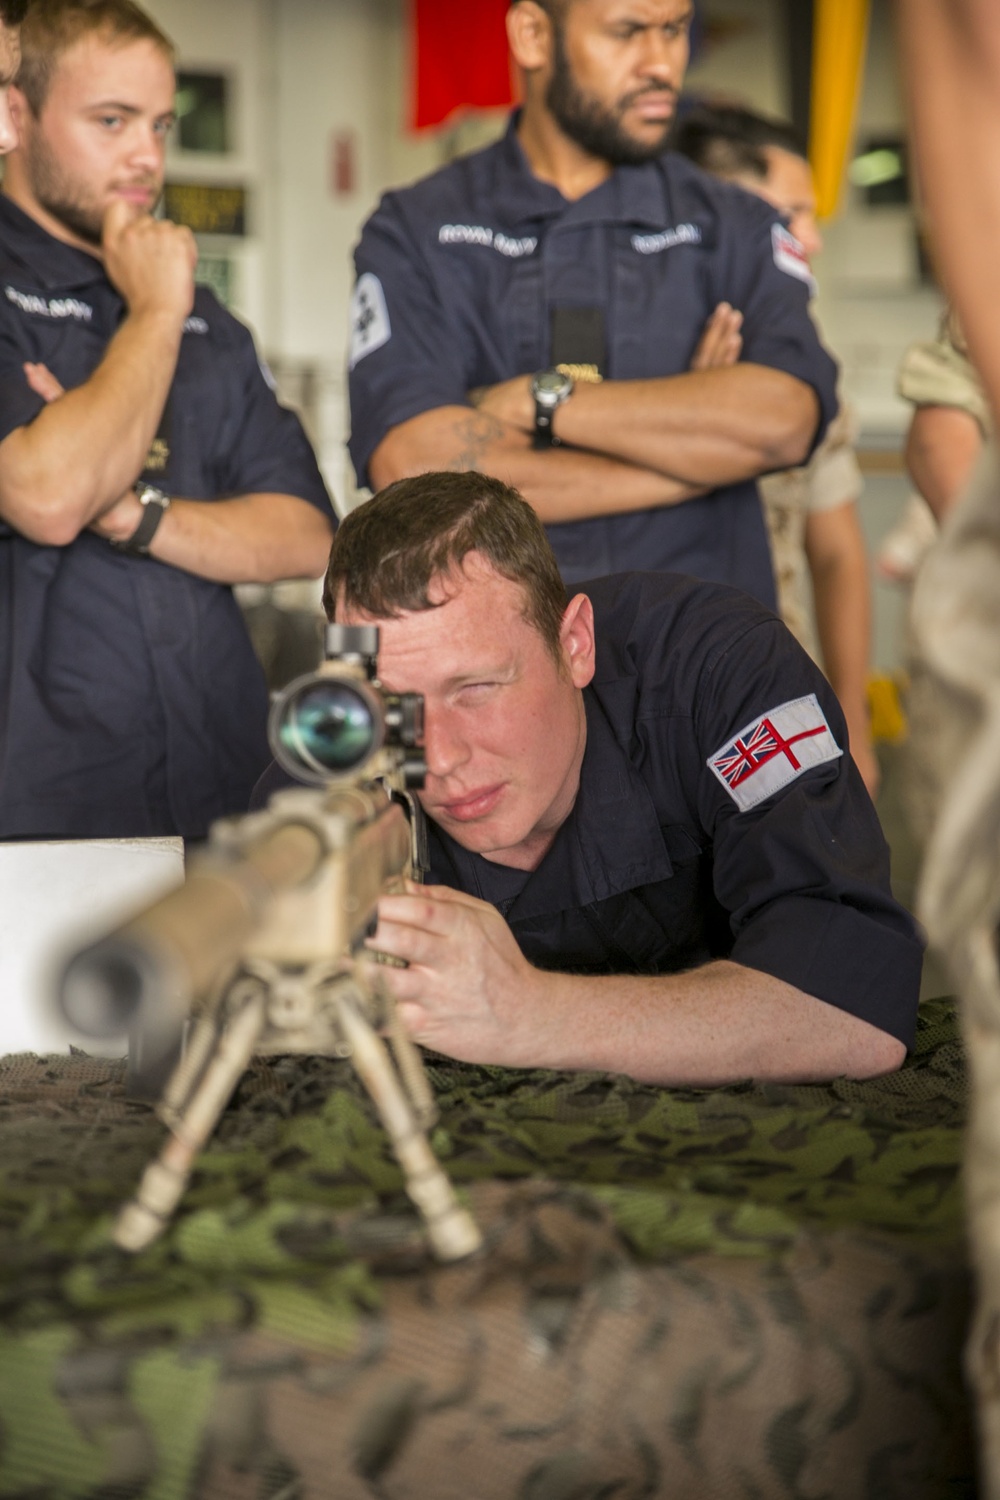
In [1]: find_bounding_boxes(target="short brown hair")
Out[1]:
[0,0,30,27]
[323,471,568,658]
[17,0,173,116]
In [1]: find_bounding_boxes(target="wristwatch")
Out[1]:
[113,483,171,555]
[530,368,574,448]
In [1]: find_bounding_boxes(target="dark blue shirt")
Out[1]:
[0,194,335,839]
[348,118,839,608]
[429,573,922,1048]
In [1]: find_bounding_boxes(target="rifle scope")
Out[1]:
[269,627,424,787]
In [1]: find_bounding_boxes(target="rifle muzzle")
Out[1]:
[59,935,164,1038]
[57,819,326,1038]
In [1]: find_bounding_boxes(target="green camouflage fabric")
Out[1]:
[0,995,974,1498]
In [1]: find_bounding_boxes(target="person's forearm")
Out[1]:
[369,406,705,521]
[507,960,904,1085]
[807,526,871,717]
[0,308,185,545]
[898,1,1000,425]
[373,886,904,1083]
[96,491,334,584]
[468,366,820,486]
[551,366,820,485]
[805,505,877,792]
[812,568,874,789]
[904,405,982,523]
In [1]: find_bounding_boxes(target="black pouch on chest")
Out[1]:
[550,306,607,382]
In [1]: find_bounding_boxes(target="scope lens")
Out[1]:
[276,680,378,777]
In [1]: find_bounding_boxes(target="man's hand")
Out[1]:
[102,198,197,324]
[368,882,545,1067]
[22,361,64,403]
[468,374,534,434]
[689,302,743,371]
[86,489,144,541]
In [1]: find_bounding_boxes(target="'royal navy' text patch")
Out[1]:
[707,693,842,811]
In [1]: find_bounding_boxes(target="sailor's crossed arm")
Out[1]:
[368,301,814,523]
[468,360,817,489]
[0,200,197,546]
[12,359,333,583]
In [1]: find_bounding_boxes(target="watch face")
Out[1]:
[533,369,573,406]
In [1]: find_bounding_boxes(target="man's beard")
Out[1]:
[22,130,158,246]
[23,133,104,244]
[545,24,677,167]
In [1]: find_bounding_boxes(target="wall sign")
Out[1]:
[164,182,248,237]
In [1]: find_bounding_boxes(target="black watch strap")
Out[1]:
[531,369,574,450]
[113,484,171,555]
[533,401,558,449]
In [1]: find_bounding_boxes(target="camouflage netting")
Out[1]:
[0,996,976,1498]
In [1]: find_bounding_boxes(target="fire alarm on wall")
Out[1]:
[331,131,357,197]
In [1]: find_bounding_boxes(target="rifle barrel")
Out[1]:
[59,819,325,1037]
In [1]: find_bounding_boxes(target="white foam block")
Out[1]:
[0,838,184,1057]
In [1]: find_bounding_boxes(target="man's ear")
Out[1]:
[8,85,28,134]
[507,0,555,74]
[559,592,596,688]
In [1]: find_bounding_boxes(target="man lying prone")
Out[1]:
[269,469,921,1086]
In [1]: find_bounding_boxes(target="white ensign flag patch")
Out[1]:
[771,223,816,292]
[707,694,842,811]
[349,273,391,369]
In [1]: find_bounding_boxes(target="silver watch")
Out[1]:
[530,368,574,448]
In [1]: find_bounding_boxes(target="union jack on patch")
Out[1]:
[707,693,842,811]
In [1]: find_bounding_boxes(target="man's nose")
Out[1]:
[636,28,686,83]
[422,709,470,780]
[126,123,165,170]
[794,214,823,259]
[0,93,18,155]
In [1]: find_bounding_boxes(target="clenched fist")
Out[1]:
[102,198,197,324]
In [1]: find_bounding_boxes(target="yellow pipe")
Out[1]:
[810,0,871,220]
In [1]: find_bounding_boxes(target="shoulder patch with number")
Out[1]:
[707,694,842,811]
[349,273,391,369]
[771,223,815,292]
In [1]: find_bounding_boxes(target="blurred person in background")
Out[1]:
[898,2,1000,431]
[876,311,988,586]
[900,310,989,527]
[675,103,877,795]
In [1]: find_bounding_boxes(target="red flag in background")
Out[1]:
[410,0,515,130]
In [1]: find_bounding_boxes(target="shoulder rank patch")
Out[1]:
[707,693,842,811]
[771,223,815,292]
[348,272,391,369]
